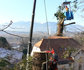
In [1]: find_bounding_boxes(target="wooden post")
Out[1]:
[32,52,49,70]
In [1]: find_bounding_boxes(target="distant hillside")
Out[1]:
[1,21,84,34]
[0,21,84,47]
[2,21,57,33]
[0,37,11,49]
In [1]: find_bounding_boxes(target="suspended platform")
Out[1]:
[63,1,71,5]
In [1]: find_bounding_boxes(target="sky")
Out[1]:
[0,0,63,24]
[0,0,84,25]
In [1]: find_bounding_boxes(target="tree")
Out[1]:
[54,1,77,36]
[77,0,84,17]
[54,6,65,36]
[0,59,13,70]
[0,20,28,50]
[0,20,27,40]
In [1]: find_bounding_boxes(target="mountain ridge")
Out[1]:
[0,21,84,35]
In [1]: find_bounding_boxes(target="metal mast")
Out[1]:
[26,0,36,70]
[27,0,36,56]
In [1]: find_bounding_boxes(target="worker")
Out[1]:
[65,6,69,12]
[64,5,74,20]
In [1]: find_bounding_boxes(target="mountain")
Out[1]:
[5,21,57,33]
[0,21,84,35]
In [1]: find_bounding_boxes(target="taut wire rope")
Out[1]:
[43,0,50,70]
[44,0,49,35]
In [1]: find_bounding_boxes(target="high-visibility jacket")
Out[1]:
[65,6,69,12]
